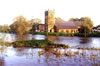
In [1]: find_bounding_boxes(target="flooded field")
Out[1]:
[0,46,100,66]
[0,33,100,66]
[1,33,100,48]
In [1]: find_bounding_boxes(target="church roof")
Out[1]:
[37,20,78,30]
[55,20,78,29]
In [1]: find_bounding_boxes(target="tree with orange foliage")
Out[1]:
[10,16,30,36]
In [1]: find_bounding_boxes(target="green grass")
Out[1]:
[74,33,85,37]
[33,32,46,35]
[12,40,69,48]
[30,32,100,37]
[30,32,71,36]
[74,32,100,37]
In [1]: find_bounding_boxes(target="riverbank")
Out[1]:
[30,32,100,37]
[74,32,100,37]
[11,40,69,48]
[1,31,100,37]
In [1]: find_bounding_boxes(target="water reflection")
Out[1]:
[80,37,91,44]
[38,48,100,66]
[0,33,100,50]
[0,45,5,66]
[46,36,55,42]
[0,33,100,48]
[32,35,46,40]
[0,57,4,66]
[0,33,100,66]
[91,38,100,48]
[0,45,100,66]
[16,35,28,41]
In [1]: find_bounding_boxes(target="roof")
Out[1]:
[72,21,82,26]
[55,20,78,29]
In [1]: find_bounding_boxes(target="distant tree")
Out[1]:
[79,23,91,33]
[69,18,80,21]
[79,17,93,33]
[29,18,42,34]
[69,18,83,26]
[0,25,10,33]
[69,17,93,33]
[10,16,30,36]
[29,18,42,26]
[80,17,93,28]
[97,25,100,27]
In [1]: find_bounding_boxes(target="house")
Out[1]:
[92,26,100,32]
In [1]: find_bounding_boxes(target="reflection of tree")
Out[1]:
[0,57,5,66]
[44,48,55,66]
[0,33,6,44]
[0,46,7,57]
[55,36,60,41]
[0,33,7,57]
[38,48,61,66]
[16,34,29,41]
[25,49,34,59]
[46,36,54,43]
[15,48,26,56]
[80,37,91,44]
[0,34,5,66]
[15,48,34,59]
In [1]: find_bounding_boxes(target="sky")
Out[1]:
[0,0,100,26]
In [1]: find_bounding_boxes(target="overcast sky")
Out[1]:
[0,0,100,26]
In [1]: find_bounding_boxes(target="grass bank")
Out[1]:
[31,32,100,37]
[12,40,69,48]
[31,32,71,36]
[74,32,100,37]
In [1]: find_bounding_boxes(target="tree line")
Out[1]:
[69,17,94,33]
[0,16,42,36]
[0,16,98,36]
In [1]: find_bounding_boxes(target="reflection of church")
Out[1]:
[37,10,79,33]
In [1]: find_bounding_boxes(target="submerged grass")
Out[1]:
[12,40,69,48]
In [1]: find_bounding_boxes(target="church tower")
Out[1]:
[45,9,55,32]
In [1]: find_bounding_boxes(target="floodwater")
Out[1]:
[0,33,100,66]
[1,33,100,48]
[1,46,100,66]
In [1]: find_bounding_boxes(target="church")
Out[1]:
[37,10,79,33]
